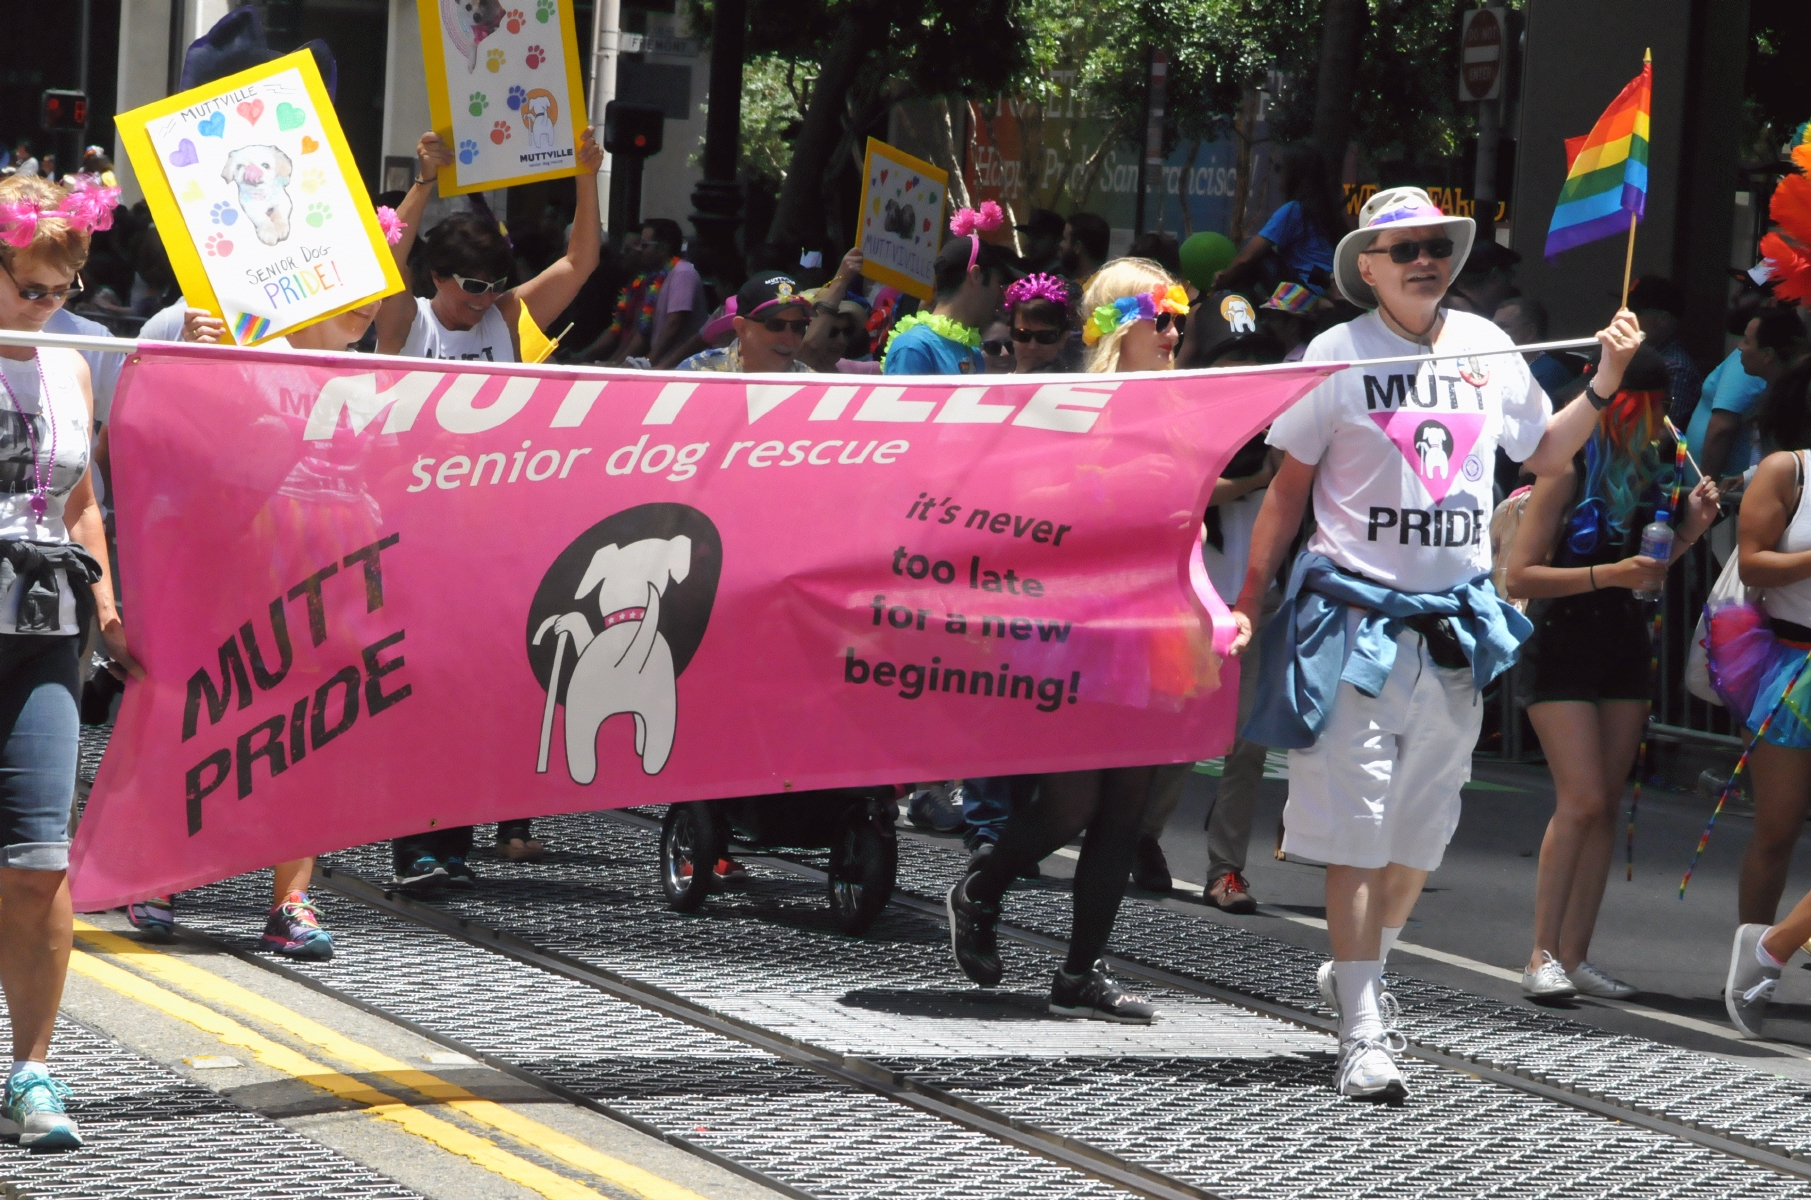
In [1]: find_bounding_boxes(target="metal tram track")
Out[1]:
[597,812,1811,1188]
[185,867,1207,1200]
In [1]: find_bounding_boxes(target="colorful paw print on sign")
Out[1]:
[470,92,490,116]
[504,7,525,32]
[300,169,326,194]
[486,48,505,71]
[491,121,512,144]
[205,232,233,258]
[535,0,555,22]
[458,139,479,164]
[524,45,544,69]
[209,202,237,226]
[305,202,331,228]
[507,85,527,111]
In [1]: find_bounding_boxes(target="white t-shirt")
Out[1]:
[1267,309,1549,593]
[0,350,93,634]
[400,296,517,362]
[43,308,123,424]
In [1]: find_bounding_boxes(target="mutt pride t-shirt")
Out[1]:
[1268,309,1550,593]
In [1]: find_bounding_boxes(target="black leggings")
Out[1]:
[969,766,1155,974]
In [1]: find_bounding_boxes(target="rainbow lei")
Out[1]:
[607,256,678,338]
[1082,285,1189,345]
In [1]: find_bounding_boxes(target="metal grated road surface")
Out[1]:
[0,1014,420,1200]
[179,812,1795,1198]
[173,868,1134,1200]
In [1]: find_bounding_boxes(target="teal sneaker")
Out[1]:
[1,1072,81,1149]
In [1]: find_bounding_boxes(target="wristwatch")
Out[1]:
[1585,376,1615,410]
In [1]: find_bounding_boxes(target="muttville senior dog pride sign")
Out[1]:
[69,350,1337,911]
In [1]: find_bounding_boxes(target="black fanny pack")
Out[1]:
[1405,613,1470,670]
[1772,618,1811,645]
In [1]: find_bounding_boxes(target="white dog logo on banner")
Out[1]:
[534,536,691,781]
[222,145,295,246]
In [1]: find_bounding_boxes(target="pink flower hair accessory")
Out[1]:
[1004,273,1071,313]
[58,175,121,234]
[0,202,40,250]
[376,206,407,245]
[949,200,1005,270]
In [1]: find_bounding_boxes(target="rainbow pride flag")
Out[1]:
[1544,59,1651,259]
[232,311,273,344]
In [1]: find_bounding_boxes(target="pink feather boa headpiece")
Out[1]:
[0,174,122,248]
[1004,273,1070,313]
[949,200,1004,270]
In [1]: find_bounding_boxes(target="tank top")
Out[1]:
[0,350,92,635]
[1765,451,1811,628]
[398,296,517,362]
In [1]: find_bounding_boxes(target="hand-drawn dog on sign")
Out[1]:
[222,145,295,245]
[527,504,721,783]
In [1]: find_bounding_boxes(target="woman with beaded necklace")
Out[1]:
[0,172,138,1149]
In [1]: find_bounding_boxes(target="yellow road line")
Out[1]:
[74,922,706,1200]
[68,946,608,1200]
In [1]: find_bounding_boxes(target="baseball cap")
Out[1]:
[736,274,811,320]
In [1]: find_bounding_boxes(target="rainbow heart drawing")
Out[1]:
[236,100,265,125]
[169,138,199,167]
[197,112,225,138]
[276,103,306,132]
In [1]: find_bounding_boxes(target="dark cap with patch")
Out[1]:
[735,274,810,319]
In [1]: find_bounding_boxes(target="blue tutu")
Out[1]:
[1747,641,1811,748]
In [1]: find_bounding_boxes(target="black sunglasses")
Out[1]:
[1154,312,1186,335]
[981,339,1015,356]
[761,317,810,334]
[1011,327,1063,345]
[450,272,510,295]
[1363,237,1455,265]
[2,261,81,304]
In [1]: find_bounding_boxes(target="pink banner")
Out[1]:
[69,345,1334,908]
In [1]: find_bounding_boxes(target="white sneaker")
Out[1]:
[1316,960,1337,1015]
[1727,924,1782,1039]
[1335,1035,1408,1100]
[1521,950,1577,1001]
[1568,961,1635,999]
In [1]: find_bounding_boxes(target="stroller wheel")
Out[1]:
[661,803,727,913]
[827,807,896,935]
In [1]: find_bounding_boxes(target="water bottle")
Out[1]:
[1633,512,1673,601]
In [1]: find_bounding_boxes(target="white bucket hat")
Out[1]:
[1333,186,1476,310]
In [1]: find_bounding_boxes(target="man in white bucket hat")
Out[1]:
[1226,187,1642,1100]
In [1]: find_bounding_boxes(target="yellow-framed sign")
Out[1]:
[416,0,590,195]
[856,138,949,302]
[115,51,404,346]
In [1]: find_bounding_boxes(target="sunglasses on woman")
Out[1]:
[1152,312,1185,335]
[2,262,81,304]
[1362,237,1455,265]
[451,273,510,295]
[981,339,1015,356]
[1011,327,1063,345]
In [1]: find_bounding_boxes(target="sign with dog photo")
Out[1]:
[115,51,402,346]
[856,138,949,301]
[415,0,590,195]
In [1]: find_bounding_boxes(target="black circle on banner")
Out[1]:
[525,504,723,705]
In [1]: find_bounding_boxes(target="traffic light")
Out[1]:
[604,102,664,158]
[40,90,88,133]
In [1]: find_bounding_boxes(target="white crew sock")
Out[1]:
[1379,925,1403,966]
[1758,929,1786,969]
[1334,960,1384,1042]
[8,1060,45,1082]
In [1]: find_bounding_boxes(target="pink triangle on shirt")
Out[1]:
[1369,410,1486,503]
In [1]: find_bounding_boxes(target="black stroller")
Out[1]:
[658,788,898,934]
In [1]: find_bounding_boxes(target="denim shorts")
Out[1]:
[0,633,82,870]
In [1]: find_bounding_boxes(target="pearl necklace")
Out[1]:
[0,351,58,521]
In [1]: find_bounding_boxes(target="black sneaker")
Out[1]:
[1050,961,1157,1024]
[946,871,1003,987]
[394,855,448,893]
[442,856,479,890]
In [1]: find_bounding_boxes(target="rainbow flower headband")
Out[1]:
[0,175,121,247]
[1082,285,1190,345]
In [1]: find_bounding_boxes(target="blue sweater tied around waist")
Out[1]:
[1241,553,1533,750]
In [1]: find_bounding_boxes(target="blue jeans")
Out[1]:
[0,634,81,871]
[962,775,1036,850]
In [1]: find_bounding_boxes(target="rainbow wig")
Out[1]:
[1563,388,1676,557]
